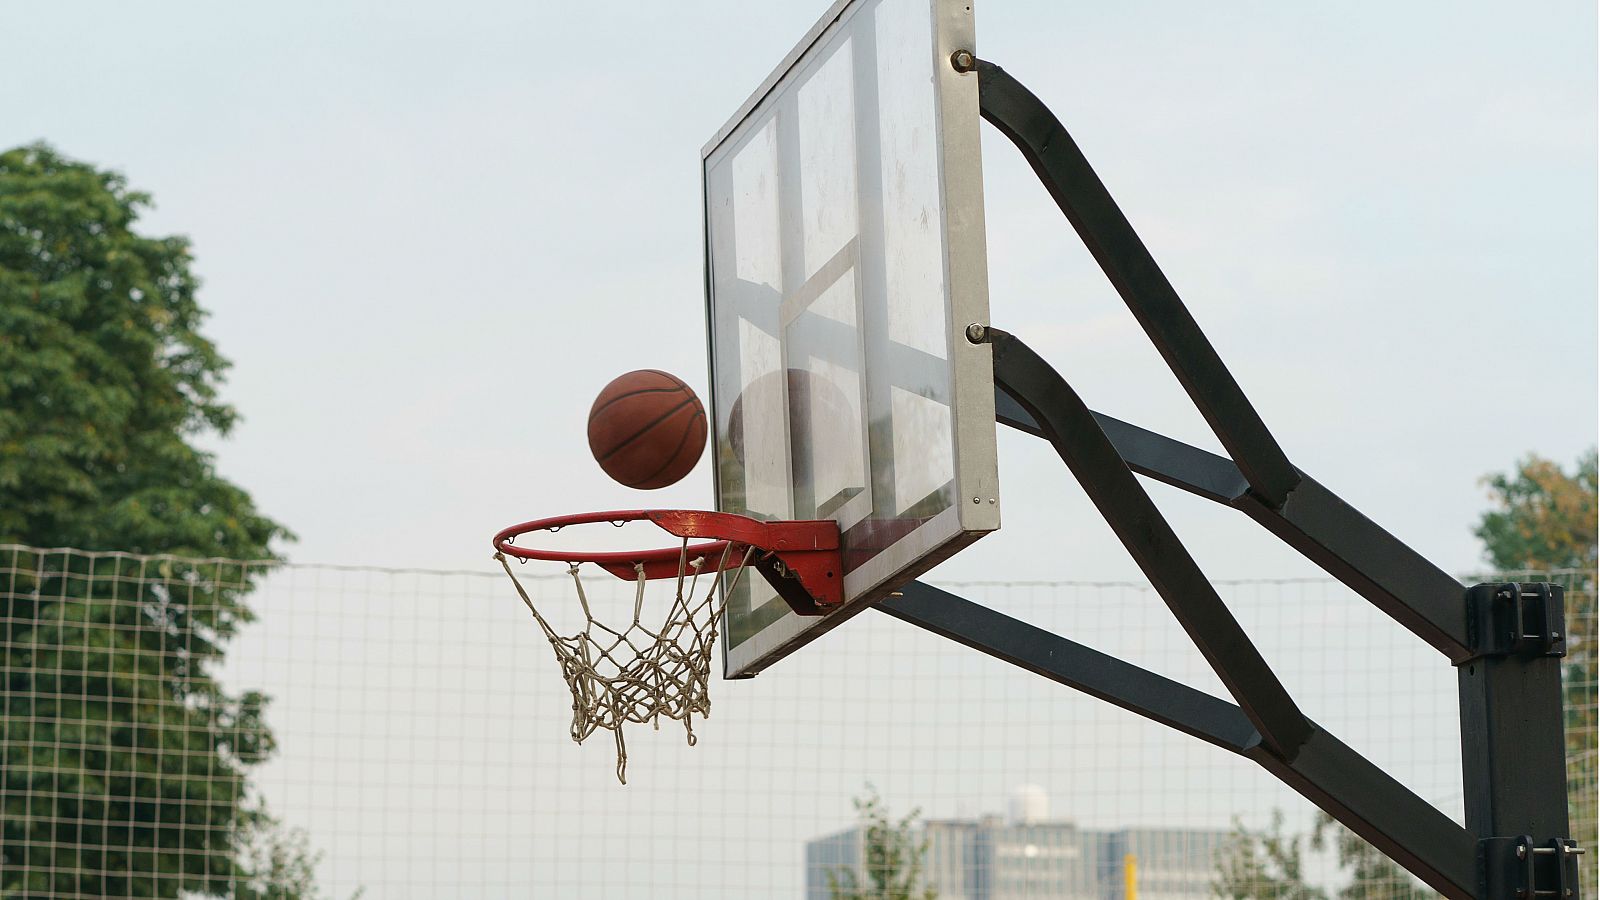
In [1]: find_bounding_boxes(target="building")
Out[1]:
[805,789,1227,900]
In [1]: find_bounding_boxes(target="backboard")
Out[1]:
[702,0,998,677]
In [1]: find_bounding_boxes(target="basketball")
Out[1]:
[587,369,707,490]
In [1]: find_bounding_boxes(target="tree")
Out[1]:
[1310,813,1428,900]
[0,144,317,896]
[1474,451,1597,577]
[1213,811,1432,900]
[1475,450,1598,846]
[828,787,937,900]
[1212,811,1326,900]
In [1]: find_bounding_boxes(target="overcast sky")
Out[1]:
[4,4,1595,895]
[4,0,1594,585]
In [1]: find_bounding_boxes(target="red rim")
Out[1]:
[493,509,730,575]
[494,509,846,605]
[492,509,843,581]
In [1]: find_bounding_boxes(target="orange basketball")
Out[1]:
[587,370,707,490]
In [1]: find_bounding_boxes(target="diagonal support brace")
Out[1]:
[979,325,1312,760]
[878,581,1478,898]
[975,58,1300,509]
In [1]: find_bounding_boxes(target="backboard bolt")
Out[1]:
[951,49,977,73]
[965,322,989,343]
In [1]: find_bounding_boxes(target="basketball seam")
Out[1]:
[624,409,705,489]
[595,396,698,463]
[588,383,688,422]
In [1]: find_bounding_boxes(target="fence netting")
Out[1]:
[1,545,1593,898]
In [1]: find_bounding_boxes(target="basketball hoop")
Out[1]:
[492,510,841,782]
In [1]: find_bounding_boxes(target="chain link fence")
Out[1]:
[0,545,1593,898]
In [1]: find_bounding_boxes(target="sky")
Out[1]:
[3,3,1595,895]
[3,1,1594,585]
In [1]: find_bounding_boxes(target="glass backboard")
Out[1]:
[703,0,997,677]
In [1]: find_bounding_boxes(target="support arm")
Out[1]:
[976,59,1300,509]
[984,326,1312,759]
[879,581,1479,898]
[996,387,1471,659]
[880,580,1259,754]
[959,55,1574,898]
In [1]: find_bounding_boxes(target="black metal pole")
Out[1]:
[1459,583,1578,897]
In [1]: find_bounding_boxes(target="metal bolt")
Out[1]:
[972,497,981,504]
[951,49,976,73]
[965,322,988,343]
[1517,844,1527,860]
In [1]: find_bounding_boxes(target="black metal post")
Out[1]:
[1459,583,1579,897]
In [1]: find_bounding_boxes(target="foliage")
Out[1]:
[1475,450,1597,576]
[1310,813,1428,900]
[236,814,362,900]
[0,144,311,896]
[1475,450,1598,846]
[1213,811,1431,900]
[828,787,937,900]
[1212,811,1326,900]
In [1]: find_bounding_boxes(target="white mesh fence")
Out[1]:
[0,545,1593,898]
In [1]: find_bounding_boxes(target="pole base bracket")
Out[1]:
[1464,583,1567,662]
[1480,836,1585,900]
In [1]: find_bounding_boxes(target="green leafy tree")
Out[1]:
[1213,811,1430,900]
[1475,450,1598,846]
[0,144,317,896]
[1212,811,1326,900]
[1475,451,1597,577]
[1309,813,1428,900]
[828,787,937,900]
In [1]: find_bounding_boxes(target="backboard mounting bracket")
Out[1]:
[874,58,1578,900]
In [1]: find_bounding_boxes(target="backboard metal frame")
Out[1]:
[702,0,998,678]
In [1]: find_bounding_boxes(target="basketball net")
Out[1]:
[494,540,754,783]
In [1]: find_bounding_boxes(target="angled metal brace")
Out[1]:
[878,581,1478,898]
[995,390,1471,659]
[981,326,1312,760]
[975,58,1300,509]
[962,56,1576,900]
[979,59,1471,661]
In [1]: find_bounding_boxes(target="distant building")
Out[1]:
[805,788,1226,900]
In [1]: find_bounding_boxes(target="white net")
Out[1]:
[2,545,1593,898]
[494,542,754,783]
